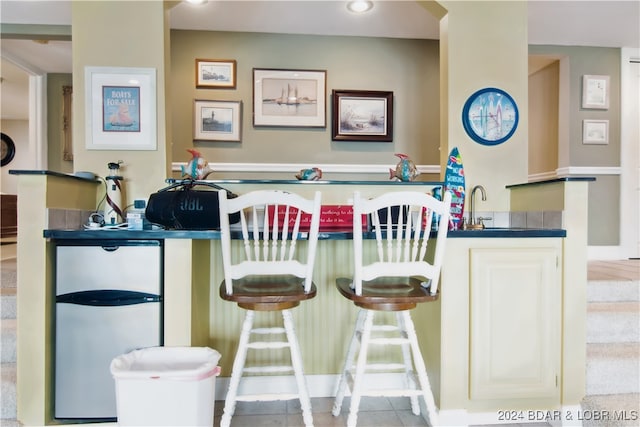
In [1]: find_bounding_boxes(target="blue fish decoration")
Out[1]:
[295,167,323,181]
[389,153,419,182]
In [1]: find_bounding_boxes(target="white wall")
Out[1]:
[1,119,35,194]
[618,48,640,259]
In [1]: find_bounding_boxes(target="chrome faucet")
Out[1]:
[467,185,487,229]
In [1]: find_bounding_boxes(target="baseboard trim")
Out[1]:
[556,166,622,176]
[588,246,626,260]
[214,375,579,427]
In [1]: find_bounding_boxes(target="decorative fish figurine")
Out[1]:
[389,153,419,182]
[295,167,322,181]
[181,148,214,180]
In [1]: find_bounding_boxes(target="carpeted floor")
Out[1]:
[1,258,16,290]
[581,393,640,427]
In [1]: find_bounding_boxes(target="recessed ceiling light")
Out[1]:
[185,0,207,5]
[347,1,373,14]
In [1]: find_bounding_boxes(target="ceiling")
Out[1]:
[1,0,639,120]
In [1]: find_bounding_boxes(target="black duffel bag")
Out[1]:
[145,180,240,230]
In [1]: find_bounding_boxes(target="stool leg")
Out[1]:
[347,309,375,427]
[282,309,314,427]
[397,312,420,415]
[332,309,366,416]
[220,310,255,427]
[401,310,439,426]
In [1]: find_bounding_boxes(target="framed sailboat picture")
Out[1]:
[253,68,326,127]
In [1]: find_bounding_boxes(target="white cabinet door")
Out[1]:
[469,247,560,401]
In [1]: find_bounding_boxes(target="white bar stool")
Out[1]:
[332,190,452,427]
[217,189,322,427]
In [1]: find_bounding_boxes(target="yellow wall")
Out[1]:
[71,1,171,206]
[437,1,529,211]
[68,1,530,214]
[529,61,560,176]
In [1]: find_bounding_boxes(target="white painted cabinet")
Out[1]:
[468,247,561,401]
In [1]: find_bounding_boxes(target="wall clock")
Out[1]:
[1,133,16,166]
[462,87,519,146]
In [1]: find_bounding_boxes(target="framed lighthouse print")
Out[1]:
[194,100,242,142]
[462,87,519,146]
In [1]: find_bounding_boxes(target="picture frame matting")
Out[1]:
[582,74,610,109]
[582,119,609,145]
[253,68,327,127]
[85,66,157,151]
[194,99,242,142]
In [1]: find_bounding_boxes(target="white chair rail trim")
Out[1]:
[172,162,440,175]
[556,166,622,176]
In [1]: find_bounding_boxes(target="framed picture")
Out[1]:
[85,66,157,150]
[196,59,236,89]
[194,100,242,142]
[582,119,609,145]
[582,75,610,109]
[253,68,326,127]
[332,90,393,141]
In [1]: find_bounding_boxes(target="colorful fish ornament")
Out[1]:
[389,153,419,182]
[181,148,214,180]
[295,167,323,181]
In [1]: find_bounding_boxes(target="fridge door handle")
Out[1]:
[56,289,162,306]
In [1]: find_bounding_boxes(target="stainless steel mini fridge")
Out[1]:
[54,240,163,421]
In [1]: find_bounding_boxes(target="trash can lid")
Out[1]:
[110,346,221,380]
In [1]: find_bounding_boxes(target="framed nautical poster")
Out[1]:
[331,90,393,142]
[253,68,326,127]
[85,66,157,150]
[196,59,236,89]
[194,100,242,142]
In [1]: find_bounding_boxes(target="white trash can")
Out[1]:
[110,346,221,426]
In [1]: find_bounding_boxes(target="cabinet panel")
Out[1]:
[469,247,560,400]
[56,242,161,294]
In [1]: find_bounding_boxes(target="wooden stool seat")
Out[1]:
[336,277,438,311]
[220,276,317,311]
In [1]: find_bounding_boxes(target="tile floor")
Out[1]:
[214,396,427,427]
[212,396,554,426]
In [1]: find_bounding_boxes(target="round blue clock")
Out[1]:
[462,87,519,146]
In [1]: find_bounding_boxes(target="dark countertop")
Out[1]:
[43,227,566,240]
[164,178,445,186]
[9,169,100,183]
[506,176,596,188]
